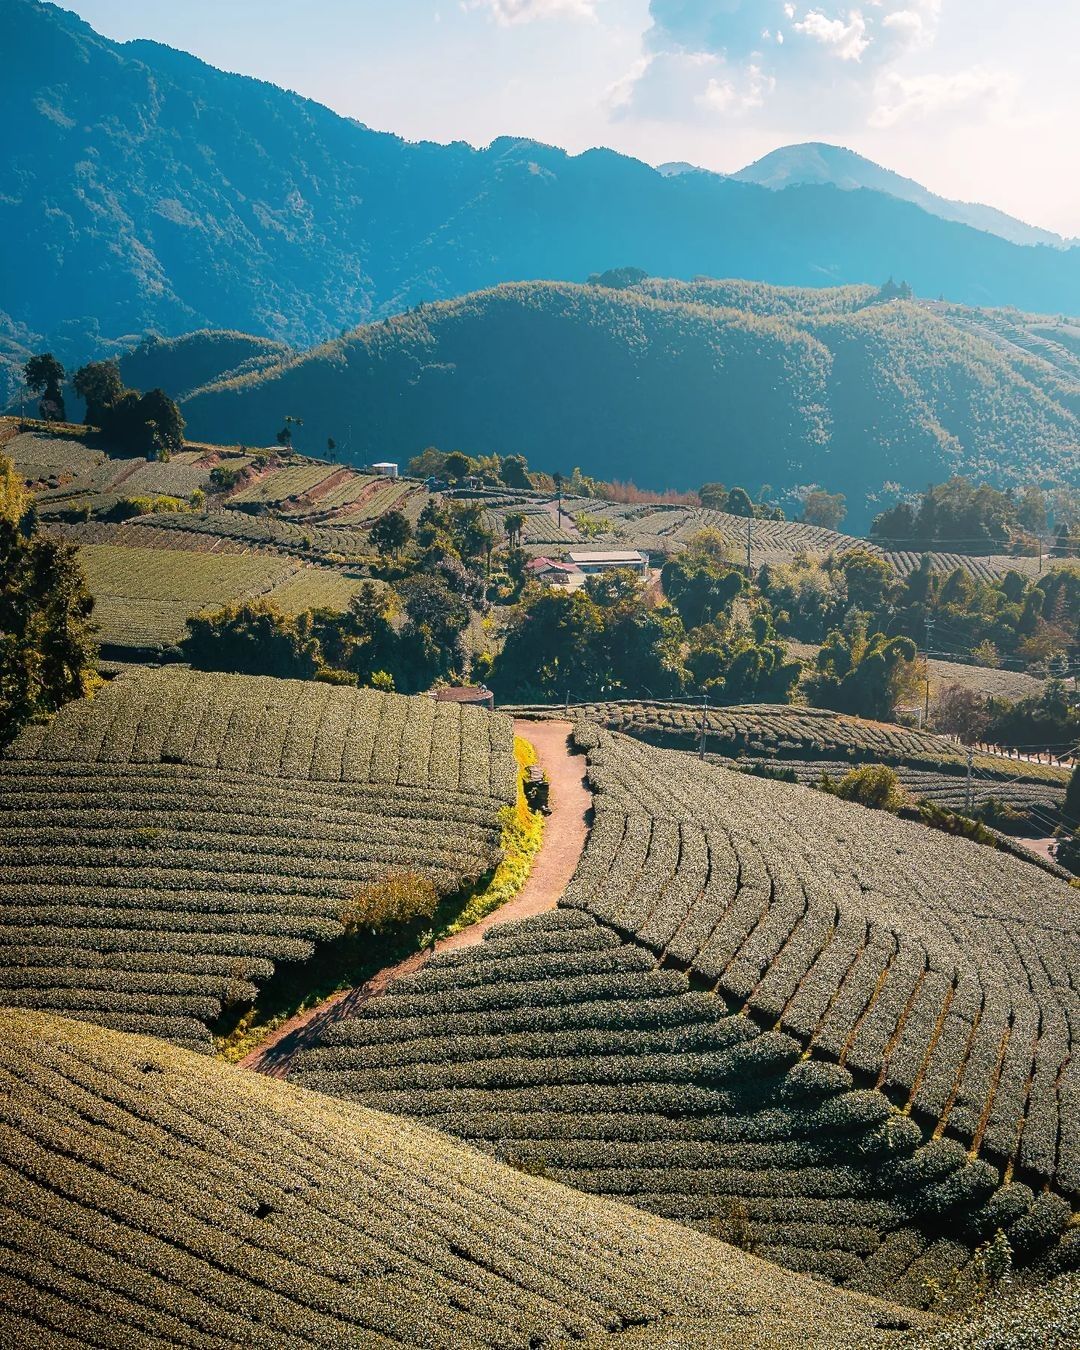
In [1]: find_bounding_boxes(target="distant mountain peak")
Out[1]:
[733,142,1068,249]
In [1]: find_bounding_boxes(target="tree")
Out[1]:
[1017,486,1049,536]
[182,601,320,679]
[504,512,526,548]
[827,765,907,812]
[801,490,846,531]
[444,451,472,482]
[326,438,337,462]
[839,549,892,612]
[317,582,400,685]
[587,266,648,289]
[137,388,186,457]
[725,487,754,518]
[661,553,745,629]
[500,454,531,490]
[24,354,66,422]
[406,447,449,479]
[276,424,293,449]
[396,573,471,687]
[931,683,990,744]
[73,361,124,426]
[1,451,96,741]
[808,619,917,719]
[698,482,728,509]
[370,509,413,559]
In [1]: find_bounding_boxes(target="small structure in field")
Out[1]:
[525,557,584,588]
[371,461,399,478]
[566,549,647,576]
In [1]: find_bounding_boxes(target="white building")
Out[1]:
[371,461,399,479]
[566,549,648,576]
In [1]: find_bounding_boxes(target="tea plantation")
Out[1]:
[0,670,517,1051]
[510,700,1072,825]
[0,1009,936,1349]
[290,729,1080,1306]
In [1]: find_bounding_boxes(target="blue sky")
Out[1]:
[62,1,1080,235]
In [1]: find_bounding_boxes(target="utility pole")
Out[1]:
[923,615,935,727]
[554,472,564,529]
[699,691,709,761]
[964,746,974,815]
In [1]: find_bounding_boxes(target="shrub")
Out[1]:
[339,870,441,932]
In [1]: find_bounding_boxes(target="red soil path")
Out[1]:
[239,719,591,1078]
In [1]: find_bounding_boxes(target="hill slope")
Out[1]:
[0,1009,935,1348]
[181,281,1080,506]
[7,0,1080,389]
[0,669,517,1049]
[733,144,1068,249]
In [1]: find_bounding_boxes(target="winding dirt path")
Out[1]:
[239,719,592,1078]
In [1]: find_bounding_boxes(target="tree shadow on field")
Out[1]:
[210,863,499,1062]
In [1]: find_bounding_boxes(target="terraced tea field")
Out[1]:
[474,486,1058,580]
[71,541,365,652]
[292,908,1076,1304]
[568,730,1080,1194]
[0,1010,932,1349]
[77,543,301,650]
[0,670,517,1050]
[291,728,1080,1304]
[510,701,1072,825]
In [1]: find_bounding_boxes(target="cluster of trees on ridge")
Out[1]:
[21,354,186,460]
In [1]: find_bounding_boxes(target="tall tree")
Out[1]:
[1,452,97,741]
[73,361,124,427]
[370,509,413,559]
[23,353,66,422]
[800,489,846,531]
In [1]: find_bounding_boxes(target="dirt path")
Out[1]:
[239,719,592,1078]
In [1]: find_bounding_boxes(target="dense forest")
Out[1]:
[8,0,1080,409]
[174,281,1080,523]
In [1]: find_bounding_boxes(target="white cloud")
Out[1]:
[698,63,774,113]
[467,0,597,24]
[792,9,870,61]
[871,65,1015,127]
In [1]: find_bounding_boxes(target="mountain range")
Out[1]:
[5,0,1080,414]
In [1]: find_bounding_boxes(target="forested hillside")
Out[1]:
[8,0,1080,408]
[181,281,1080,511]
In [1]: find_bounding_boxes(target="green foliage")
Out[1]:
[369,508,413,558]
[339,870,442,933]
[23,352,66,420]
[824,764,907,811]
[871,478,1017,551]
[809,620,918,719]
[985,679,1080,755]
[183,601,321,679]
[801,489,847,531]
[492,577,685,702]
[0,452,96,741]
[73,359,186,456]
[180,282,1080,516]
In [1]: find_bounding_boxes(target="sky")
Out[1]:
[61,0,1080,237]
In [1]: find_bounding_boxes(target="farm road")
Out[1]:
[239,719,592,1078]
